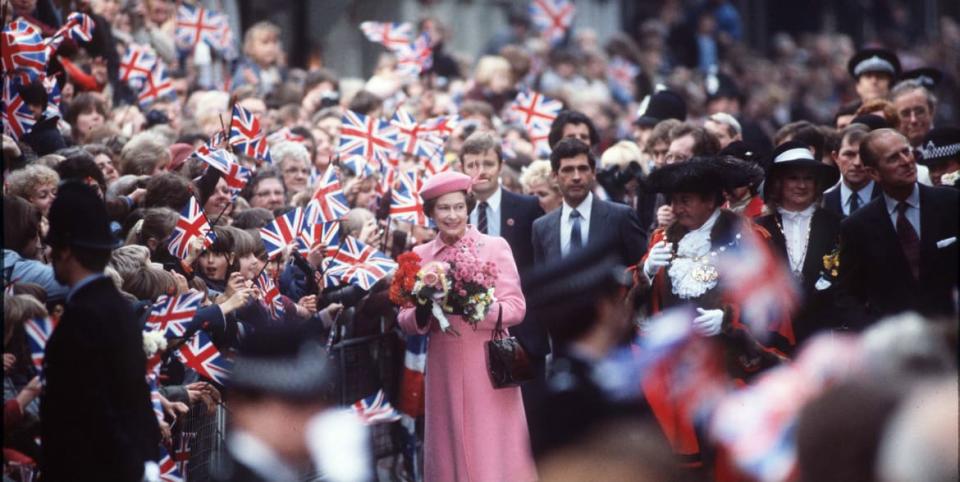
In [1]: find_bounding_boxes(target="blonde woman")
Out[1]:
[519,160,562,213]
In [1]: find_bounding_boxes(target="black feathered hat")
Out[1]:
[646,156,764,196]
[634,89,687,127]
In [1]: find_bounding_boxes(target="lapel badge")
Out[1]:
[506,218,515,227]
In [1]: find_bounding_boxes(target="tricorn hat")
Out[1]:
[45,181,120,250]
[228,326,335,400]
[847,48,901,80]
[646,156,764,196]
[634,89,687,127]
[764,141,840,202]
[918,126,960,166]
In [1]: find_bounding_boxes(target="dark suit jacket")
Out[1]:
[532,196,648,267]
[497,190,548,357]
[756,208,842,344]
[40,276,160,481]
[837,184,959,328]
[823,182,881,219]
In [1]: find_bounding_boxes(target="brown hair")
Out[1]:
[668,123,720,157]
[3,195,41,254]
[856,99,901,130]
[460,131,503,165]
[122,267,177,301]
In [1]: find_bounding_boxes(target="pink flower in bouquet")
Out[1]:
[420,261,450,290]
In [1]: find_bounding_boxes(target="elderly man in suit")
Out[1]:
[825,124,881,218]
[460,130,547,421]
[838,128,958,328]
[532,138,647,267]
[42,183,159,481]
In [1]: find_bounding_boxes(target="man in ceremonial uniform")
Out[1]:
[631,156,793,469]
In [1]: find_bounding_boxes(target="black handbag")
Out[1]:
[485,305,535,388]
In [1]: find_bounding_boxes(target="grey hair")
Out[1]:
[890,79,937,112]
[272,141,311,167]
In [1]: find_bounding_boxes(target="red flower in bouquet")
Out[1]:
[389,251,422,307]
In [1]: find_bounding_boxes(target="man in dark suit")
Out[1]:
[460,130,548,416]
[532,138,647,267]
[41,183,159,481]
[825,124,881,218]
[838,128,958,328]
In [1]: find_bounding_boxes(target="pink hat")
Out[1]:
[419,171,473,201]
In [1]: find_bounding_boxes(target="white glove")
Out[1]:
[693,308,725,337]
[643,241,673,278]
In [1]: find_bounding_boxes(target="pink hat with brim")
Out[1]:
[419,171,473,201]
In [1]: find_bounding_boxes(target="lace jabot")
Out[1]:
[668,209,721,299]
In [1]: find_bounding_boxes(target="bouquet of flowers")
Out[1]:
[389,238,499,334]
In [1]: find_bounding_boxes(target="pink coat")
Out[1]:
[398,227,537,482]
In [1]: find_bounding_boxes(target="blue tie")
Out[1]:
[570,209,582,252]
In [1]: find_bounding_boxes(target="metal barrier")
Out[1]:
[169,330,407,481]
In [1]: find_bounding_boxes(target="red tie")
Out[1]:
[896,202,920,279]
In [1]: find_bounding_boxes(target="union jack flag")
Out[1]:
[146,358,163,423]
[41,74,61,118]
[323,237,397,290]
[138,62,175,107]
[341,155,377,178]
[2,77,36,140]
[351,389,402,425]
[45,12,95,55]
[420,114,459,139]
[298,218,341,255]
[391,109,444,158]
[338,109,396,163]
[158,445,185,482]
[260,207,305,259]
[0,19,48,78]
[390,169,428,227]
[359,21,414,51]
[528,123,552,158]
[422,149,452,177]
[146,290,205,338]
[229,104,272,162]
[394,31,433,78]
[119,44,158,86]
[398,335,428,417]
[177,330,232,385]
[304,171,350,233]
[508,90,563,132]
[529,0,575,46]
[266,126,306,146]
[175,3,229,54]
[193,147,251,201]
[173,432,196,476]
[167,196,216,261]
[254,272,284,319]
[24,316,57,372]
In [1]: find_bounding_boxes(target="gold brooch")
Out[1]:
[692,263,719,283]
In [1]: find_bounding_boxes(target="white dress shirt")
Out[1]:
[778,205,816,274]
[560,192,593,257]
[227,431,300,482]
[469,186,502,237]
[883,183,921,238]
[840,180,876,216]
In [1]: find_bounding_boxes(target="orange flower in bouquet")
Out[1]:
[389,251,422,307]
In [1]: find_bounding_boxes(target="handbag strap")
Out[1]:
[491,304,504,341]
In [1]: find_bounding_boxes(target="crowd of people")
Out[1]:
[2,0,959,481]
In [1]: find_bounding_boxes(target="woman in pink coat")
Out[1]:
[397,171,537,482]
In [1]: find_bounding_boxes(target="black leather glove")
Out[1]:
[415,301,432,328]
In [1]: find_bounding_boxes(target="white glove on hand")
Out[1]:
[643,241,673,278]
[693,308,725,337]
